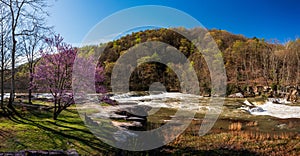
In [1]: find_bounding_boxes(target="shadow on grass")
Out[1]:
[56,118,84,124]
[27,109,53,119]
[3,107,114,154]
[45,120,92,134]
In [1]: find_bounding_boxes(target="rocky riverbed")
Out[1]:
[76,92,300,146]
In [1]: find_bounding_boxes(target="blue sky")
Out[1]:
[47,0,300,45]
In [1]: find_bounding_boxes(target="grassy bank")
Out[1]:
[0,104,116,155]
[0,100,300,155]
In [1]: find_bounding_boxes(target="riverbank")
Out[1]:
[1,97,300,155]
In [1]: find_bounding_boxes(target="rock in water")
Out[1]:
[249,107,264,113]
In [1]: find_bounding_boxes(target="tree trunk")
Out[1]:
[54,108,63,120]
[8,37,16,107]
[53,112,58,120]
[0,70,3,109]
[0,29,4,110]
[53,98,57,120]
[28,66,33,104]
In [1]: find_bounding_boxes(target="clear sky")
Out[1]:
[47,0,300,45]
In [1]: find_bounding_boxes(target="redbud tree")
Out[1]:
[34,35,106,119]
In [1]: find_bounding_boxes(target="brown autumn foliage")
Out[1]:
[229,122,242,131]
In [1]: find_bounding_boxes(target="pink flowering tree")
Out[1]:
[34,35,107,119]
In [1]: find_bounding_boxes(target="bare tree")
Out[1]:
[21,32,40,104]
[0,0,48,107]
[21,26,50,104]
[0,3,11,110]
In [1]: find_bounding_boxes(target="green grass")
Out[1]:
[0,105,117,155]
[100,102,112,107]
[16,99,53,106]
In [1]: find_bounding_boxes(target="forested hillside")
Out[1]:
[12,28,300,95]
[85,28,300,95]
